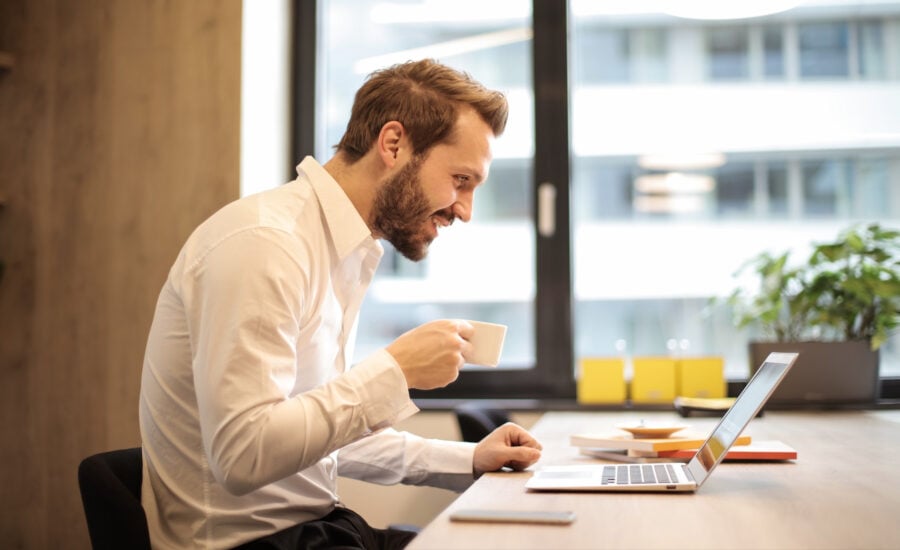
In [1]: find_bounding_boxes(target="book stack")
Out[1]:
[570,432,797,463]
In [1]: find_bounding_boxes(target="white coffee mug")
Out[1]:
[464,321,508,367]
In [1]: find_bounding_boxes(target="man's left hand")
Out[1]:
[472,423,542,477]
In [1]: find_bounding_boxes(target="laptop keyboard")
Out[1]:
[601,463,679,485]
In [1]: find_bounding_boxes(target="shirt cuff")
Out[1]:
[419,439,478,492]
[346,348,419,432]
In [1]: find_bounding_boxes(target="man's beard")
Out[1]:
[371,156,452,261]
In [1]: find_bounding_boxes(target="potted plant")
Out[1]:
[724,222,900,406]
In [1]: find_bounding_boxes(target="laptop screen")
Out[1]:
[686,352,798,486]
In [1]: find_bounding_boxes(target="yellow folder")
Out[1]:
[577,358,626,404]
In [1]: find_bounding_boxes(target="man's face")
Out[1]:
[371,108,495,261]
[371,155,439,261]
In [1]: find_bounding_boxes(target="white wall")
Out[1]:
[240,0,292,196]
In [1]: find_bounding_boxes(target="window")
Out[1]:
[858,20,886,79]
[295,1,900,400]
[763,25,785,79]
[708,26,750,80]
[570,3,900,382]
[799,22,850,78]
[297,0,573,398]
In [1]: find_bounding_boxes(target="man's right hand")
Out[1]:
[385,319,474,390]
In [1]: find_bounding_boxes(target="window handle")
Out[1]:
[538,182,556,237]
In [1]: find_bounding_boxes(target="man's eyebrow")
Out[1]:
[459,166,486,185]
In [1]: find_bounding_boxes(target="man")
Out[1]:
[139,59,542,549]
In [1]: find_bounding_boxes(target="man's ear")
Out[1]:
[377,121,405,168]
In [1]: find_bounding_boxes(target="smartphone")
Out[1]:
[449,508,576,525]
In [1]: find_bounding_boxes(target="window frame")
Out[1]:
[292,1,575,400]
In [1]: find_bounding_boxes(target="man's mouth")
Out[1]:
[429,212,455,237]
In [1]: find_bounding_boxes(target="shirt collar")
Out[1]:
[296,156,381,260]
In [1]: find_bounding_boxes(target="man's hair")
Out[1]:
[335,59,508,163]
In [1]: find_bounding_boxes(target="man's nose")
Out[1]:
[452,194,473,223]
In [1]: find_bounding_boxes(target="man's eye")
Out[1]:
[455,175,470,186]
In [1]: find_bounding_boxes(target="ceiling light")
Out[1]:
[353,27,532,74]
[638,152,726,171]
[634,194,707,214]
[634,173,716,194]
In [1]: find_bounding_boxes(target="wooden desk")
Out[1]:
[409,410,900,549]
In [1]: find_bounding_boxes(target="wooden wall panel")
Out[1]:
[0,1,242,547]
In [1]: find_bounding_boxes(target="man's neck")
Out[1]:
[323,152,383,232]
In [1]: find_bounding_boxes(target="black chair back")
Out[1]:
[454,402,511,442]
[78,447,151,550]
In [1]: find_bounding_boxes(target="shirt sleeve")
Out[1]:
[179,228,418,496]
[337,428,477,493]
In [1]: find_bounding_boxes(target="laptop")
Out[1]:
[525,352,799,493]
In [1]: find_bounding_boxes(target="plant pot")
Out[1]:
[748,341,880,407]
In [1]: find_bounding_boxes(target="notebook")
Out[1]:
[525,352,799,492]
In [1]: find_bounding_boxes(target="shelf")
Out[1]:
[0,51,14,70]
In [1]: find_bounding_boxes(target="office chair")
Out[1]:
[78,447,151,550]
[453,402,511,443]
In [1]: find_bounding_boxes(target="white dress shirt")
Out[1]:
[139,157,476,549]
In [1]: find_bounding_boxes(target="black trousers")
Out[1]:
[232,507,417,550]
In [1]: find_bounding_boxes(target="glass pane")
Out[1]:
[858,20,885,79]
[767,161,789,215]
[631,28,668,82]
[799,22,849,78]
[570,2,900,379]
[853,158,890,216]
[802,159,848,216]
[318,0,535,368]
[763,26,785,78]
[574,27,629,84]
[707,26,749,80]
[715,162,755,217]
